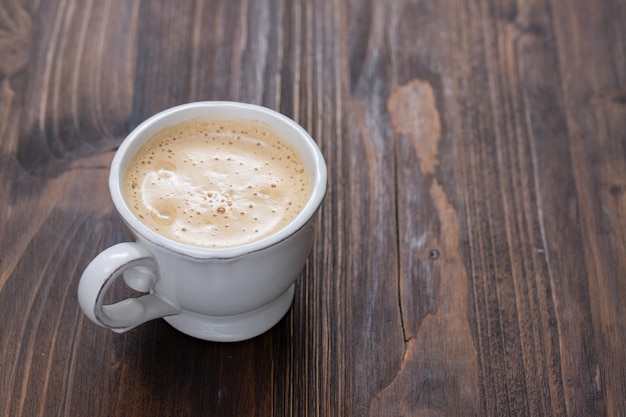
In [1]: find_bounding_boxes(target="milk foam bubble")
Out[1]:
[124,118,311,248]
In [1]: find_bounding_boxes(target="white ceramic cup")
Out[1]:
[78,102,327,342]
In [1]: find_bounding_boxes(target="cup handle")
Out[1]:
[78,242,180,333]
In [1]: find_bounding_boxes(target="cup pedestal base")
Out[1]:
[163,285,295,342]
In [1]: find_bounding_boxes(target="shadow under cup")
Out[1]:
[79,102,327,342]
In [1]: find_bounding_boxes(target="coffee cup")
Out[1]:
[77,102,327,342]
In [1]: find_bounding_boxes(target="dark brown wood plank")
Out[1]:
[0,0,625,416]
[550,0,626,414]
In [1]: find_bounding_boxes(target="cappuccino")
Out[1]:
[124,118,311,248]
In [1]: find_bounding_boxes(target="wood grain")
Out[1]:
[0,0,625,416]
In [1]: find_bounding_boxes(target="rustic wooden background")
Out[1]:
[1,0,625,415]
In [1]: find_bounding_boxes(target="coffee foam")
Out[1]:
[124,118,311,248]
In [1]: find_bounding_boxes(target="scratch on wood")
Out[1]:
[387,79,441,175]
[369,179,478,415]
[0,1,32,79]
[0,78,15,149]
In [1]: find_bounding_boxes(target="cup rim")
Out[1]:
[109,101,327,259]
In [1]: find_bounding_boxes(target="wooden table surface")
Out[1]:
[1,0,625,416]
